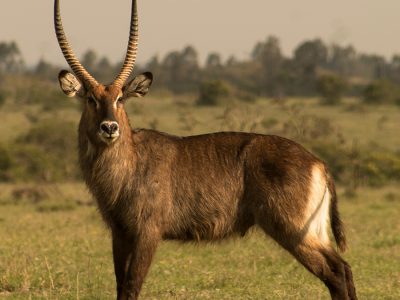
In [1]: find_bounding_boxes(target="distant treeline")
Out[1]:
[1,39,400,187]
[2,37,400,104]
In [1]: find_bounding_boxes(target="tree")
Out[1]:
[292,39,328,95]
[97,57,112,71]
[251,36,284,96]
[226,55,238,67]
[161,50,181,92]
[0,41,25,74]
[181,46,199,67]
[358,54,387,79]
[388,54,400,84]
[34,59,59,81]
[391,55,400,69]
[328,44,357,76]
[146,55,160,71]
[96,57,114,83]
[294,39,328,75]
[316,74,347,105]
[252,36,282,63]
[81,49,98,74]
[179,46,200,91]
[160,46,200,93]
[206,52,222,69]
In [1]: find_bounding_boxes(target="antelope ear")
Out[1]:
[58,70,85,98]
[123,72,153,99]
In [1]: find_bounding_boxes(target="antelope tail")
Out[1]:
[327,173,347,252]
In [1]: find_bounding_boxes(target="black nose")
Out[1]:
[100,121,119,135]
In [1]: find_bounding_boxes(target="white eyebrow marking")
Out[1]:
[113,93,123,109]
[89,94,100,109]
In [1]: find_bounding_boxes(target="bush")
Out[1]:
[11,144,56,182]
[362,80,400,104]
[234,89,257,103]
[311,142,400,187]
[11,119,80,182]
[281,113,339,144]
[41,89,76,111]
[0,89,7,107]
[316,74,347,105]
[311,142,349,181]
[276,108,400,187]
[358,150,400,186]
[196,80,229,106]
[0,145,12,181]
[4,76,74,111]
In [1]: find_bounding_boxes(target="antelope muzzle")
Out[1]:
[99,120,120,143]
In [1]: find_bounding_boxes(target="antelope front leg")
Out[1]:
[112,232,134,300]
[121,231,160,300]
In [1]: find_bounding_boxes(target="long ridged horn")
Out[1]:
[113,0,139,88]
[54,0,98,87]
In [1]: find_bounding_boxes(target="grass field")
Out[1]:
[0,184,399,299]
[0,96,400,299]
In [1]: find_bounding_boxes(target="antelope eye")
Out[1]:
[117,97,124,105]
[87,97,96,106]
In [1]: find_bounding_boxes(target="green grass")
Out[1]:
[0,184,399,299]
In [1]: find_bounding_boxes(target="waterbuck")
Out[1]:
[54,0,357,299]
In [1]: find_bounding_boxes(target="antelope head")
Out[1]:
[54,0,152,145]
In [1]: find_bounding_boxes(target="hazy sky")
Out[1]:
[1,0,400,67]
